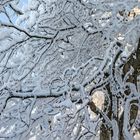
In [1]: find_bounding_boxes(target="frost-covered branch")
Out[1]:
[0,0,140,140]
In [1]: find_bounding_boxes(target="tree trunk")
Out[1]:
[100,124,110,140]
[121,39,140,139]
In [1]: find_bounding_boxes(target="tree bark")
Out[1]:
[121,39,140,139]
[100,124,110,140]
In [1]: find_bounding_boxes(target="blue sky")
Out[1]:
[0,0,28,23]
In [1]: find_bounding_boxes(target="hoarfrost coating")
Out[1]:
[0,0,140,140]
